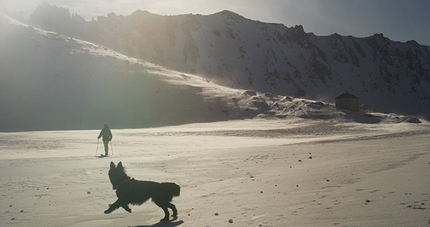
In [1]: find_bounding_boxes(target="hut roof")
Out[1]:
[335,92,359,99]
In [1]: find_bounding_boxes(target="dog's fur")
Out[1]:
[104,161,180,221]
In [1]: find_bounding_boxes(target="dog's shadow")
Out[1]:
[132,219,184,227]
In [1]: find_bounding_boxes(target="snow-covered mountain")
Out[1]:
[2,13,356,131]
[25,2,430,119]
[2,3,429,131]
[0,14,250,131]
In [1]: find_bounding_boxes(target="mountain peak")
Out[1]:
[212,10,245,20]
[15,3,430,121]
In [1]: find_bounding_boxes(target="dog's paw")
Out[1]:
[104,209,111,214]
[160,217,169,222]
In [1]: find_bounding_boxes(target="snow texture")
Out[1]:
[0,119,429,226]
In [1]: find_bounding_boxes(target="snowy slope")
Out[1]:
[25,3,430,119]
[0,14,256,131]
[0,12,425,132]
[0,13,348,131]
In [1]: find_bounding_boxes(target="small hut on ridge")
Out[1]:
[335,92,359,112]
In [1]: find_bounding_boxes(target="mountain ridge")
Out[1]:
[22,3,430,119]
[0,12,426,131]
[0,13,343,131]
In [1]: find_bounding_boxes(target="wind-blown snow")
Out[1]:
[0,13,253,131]
[21,3,430,119]
[0,13,426,131]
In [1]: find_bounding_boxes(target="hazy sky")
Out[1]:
[2,0,430,46]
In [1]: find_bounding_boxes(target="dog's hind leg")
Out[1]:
[153,200,170,221]
[160,206,170,222]
[167,203,178,218]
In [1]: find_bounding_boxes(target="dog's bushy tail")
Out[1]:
[162,182,180,197]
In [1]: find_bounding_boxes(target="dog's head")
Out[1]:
[108,161,130,190]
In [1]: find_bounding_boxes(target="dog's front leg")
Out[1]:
[104,200,121,214]
[121,204,132,213]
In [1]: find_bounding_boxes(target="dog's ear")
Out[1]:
[117,161,123,169]
[110,161,115,169]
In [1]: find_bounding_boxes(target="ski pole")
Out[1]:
[96,138,99,156]
[110,141,114,155]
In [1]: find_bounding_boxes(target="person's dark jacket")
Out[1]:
[98,127,112,142]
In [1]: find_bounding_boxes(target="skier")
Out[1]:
[97,124,112,156]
